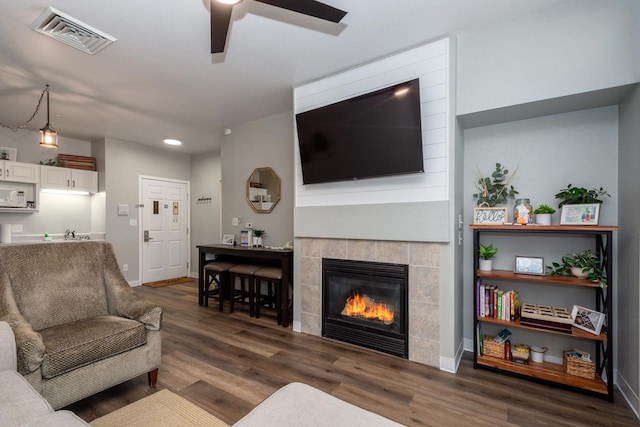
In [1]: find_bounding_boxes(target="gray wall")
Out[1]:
[457,0,638,116]
[190,150,222,274]
[220,111,294,247]
[618,85,640,403]
[103,138,191,283]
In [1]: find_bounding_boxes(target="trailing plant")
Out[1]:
[533,204,556,214]
[546,249,606,286]
[554,184,611,208]
[473,163,519,207]
[479,244,498,260]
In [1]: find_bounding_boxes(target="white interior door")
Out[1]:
[141,177,189,283]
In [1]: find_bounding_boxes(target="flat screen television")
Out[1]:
[295,78,424,185]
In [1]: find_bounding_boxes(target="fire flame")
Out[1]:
[343,292,394,323]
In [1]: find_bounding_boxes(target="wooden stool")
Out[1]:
[228,264,263,316]
[203,261,237,311]
[253,266,283,324]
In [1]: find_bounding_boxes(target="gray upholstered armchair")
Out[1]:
[0,241,162,409]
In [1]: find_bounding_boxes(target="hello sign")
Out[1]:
[473,207,508,225]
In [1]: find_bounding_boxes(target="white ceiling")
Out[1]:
[0,0,567,154]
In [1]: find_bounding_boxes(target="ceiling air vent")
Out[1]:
[31,6,116,55]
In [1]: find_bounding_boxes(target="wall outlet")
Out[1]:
[11,224,22,233]
[122,264,128,272]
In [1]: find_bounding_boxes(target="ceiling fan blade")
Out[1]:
[254,0,347,23]
[211,0,234,53]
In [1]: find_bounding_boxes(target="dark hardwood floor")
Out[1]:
[66,280,638,426]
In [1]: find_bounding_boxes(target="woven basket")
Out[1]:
[563,351,595,379]
[482,335,505,359]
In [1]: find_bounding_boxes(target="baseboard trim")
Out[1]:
[440,340,464,373]
[616,370,640,420]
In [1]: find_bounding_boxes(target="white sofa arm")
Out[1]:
[0,320,17,371]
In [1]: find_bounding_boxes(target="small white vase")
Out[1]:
[535,213,552,226]
[253,236,263,247]
[571,266,592,279]
[479,259,493,271]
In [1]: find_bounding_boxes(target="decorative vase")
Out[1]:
[571,266,592,279]
[253,236,263,247]
[535,213,552,226]
[479,259,493,271]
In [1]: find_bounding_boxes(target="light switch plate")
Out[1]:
[118,204,129,216]
[11,224,22,233]
[129,219,138,226]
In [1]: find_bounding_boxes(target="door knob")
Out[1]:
[144,230,154,242]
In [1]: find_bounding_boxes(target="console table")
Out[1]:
[197,244,294,327]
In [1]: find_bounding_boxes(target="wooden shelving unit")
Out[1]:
[471,225,616,401]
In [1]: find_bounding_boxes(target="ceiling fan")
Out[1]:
[211,0,347,53]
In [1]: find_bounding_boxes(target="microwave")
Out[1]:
[0,189,27,208]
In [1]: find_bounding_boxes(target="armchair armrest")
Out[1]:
[0,320,17,371]
[101,243,162,330]
[115,292,163,331]
[0,314,45,375]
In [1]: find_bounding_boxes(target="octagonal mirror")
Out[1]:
[246,167,281,213]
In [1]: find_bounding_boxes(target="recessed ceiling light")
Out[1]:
[163,138,182,146]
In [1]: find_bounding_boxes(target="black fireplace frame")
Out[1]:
[322,258,409,358]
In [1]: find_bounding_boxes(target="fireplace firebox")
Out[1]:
[322,258,408,358]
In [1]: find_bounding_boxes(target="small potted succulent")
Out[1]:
[546,249,606,286]
[533,204,556,226]
[479,243,498,271]
[252,228,267,247]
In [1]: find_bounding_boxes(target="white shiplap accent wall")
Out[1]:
[294,38,450,207]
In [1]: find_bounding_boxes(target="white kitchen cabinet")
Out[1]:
[0,161,40,183]
[40,165,98,193]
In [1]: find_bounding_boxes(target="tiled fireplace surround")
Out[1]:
[299,238,441,367]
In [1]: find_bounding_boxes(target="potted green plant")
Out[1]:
[533,204,556,226]
[252,228,267,247]
[473,163,519,207]
[546,249,606,286]
[554,184,610,208]
[479,243,498,271]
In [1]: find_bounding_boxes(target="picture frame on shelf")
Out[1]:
[0,147,17,161]
[560,203,600,225]
[571,305,605,335]
[473,207,508,225]
[222,234,235,245]
[514,256,544,275]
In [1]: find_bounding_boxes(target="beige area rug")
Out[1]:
[90,389,229,427]
[143,277,193,288]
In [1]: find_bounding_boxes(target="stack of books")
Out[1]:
[476,280,520,321]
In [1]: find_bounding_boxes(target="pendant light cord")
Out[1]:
[0,86,48,132]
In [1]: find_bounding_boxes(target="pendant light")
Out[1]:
[39,84,58,148]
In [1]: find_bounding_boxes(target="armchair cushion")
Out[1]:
[39,315,146,379]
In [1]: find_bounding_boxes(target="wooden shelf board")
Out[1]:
[477,355,608,395]
[477,317,608,341]
[470,224,618,232]
[476,269,603,288]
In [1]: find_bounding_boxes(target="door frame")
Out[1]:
[138,175,191,285]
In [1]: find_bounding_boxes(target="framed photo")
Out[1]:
[222,234,235,245]
[571,305,605,335]
[514,256,545,275]
[560,204,600,225]
[0,147,17,161]
[473,207,508,225]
